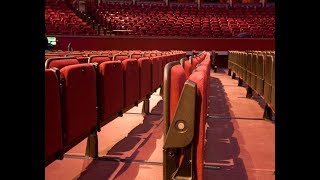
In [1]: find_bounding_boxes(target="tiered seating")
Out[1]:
[94,2,274,38]
[163,51,211,180]
[228,50,275,119]
[45,50,186,166]
[45,0,97,35]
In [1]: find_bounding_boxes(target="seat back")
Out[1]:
[138,57,152,98]
[97,61,123,124]
[188,70,208,180]
[45,69,62,166]
[45,57,79,69]
[122,59,140,108]
[60,64,97,149]
[88,55,111,64]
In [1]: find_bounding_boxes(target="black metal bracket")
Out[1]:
[142,98,150,115]
[164,81,196,148]
[238,78,243,86]
[85,129,98,159]
[163,79,197,180]
[232,72,236,79]
[246,86,253,98]
[263,104,273,120]
[228,69,232,76]
[213,66,218,73]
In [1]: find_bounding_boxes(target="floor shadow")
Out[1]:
[149,99,163,115]
[76,100,164,180]
[217,67,268,113]
[76,160,120,180]
[204,75,249,180]
[239,83,267,111]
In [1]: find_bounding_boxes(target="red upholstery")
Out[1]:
[77,57,89,64]
[144,53,151,57]
[188,71,207,180]
[169,65,186,122]
[93,4,274,38]
[45,54,61,60]
[113,54,129,61]
[45,69,62,164]
[45,57,79,69]
[138,58,152,98]
[159,56,166,85]
[45,2,96,35]
[89,56,111,64]
[98,61,123,122]
[67,53,84,58]
[157,57,163,88]
[131,54,143,59]
[196,64,210,78]
[60,64,97,146]
[183,60,193,78]
[122,59,140,107]
[151,57,160,91]
[191,57,198,70]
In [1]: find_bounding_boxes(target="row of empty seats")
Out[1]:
[163,51,211,179]
[45,0,274,38]
[45,50,186,166]
[228,50,275,119]
[45,50,182,61]
[93,2,274,37]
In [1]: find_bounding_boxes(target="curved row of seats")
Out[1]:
[45,50,186,166]
[163,51,211,180]
[45,50,182,61]
[228,50,275,118]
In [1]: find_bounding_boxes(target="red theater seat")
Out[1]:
[113,54,129,61]
[138,57,152,99]
[59,64,97,149]
[97,61,123,124]
[88,55,111,64]
[151,57,160,91]
[45,69,62,166]
[181,59,193,79]
[122,59,140,108]
[169,64,186,121]
[188,70,207,180]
